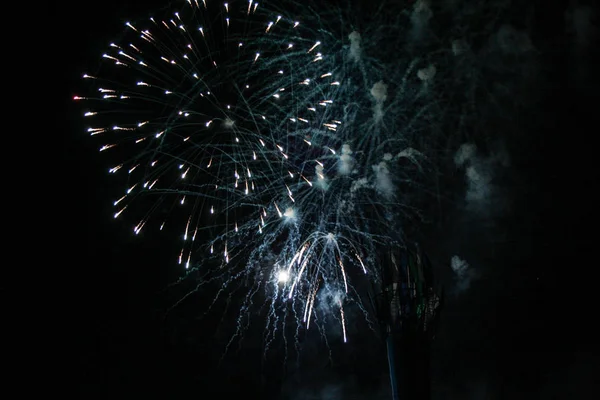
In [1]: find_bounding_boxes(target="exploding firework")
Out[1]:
[75,0,529,347]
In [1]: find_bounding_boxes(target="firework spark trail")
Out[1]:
[77,0,421,343]
[76,0,525,348]
[339,298,347,343]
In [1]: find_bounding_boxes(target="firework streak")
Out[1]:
[75,0,456,345]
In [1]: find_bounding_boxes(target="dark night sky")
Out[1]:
[56,0,597,398]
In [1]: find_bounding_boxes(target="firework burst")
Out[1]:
[75,0,523,348]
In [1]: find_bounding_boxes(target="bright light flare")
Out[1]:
[277,270,290,283]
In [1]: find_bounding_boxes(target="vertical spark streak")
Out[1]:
[339,300,347,343]
[338,257,348,293]
[303,295,311,322]
[306,294,315,329]
[288,256,309,298]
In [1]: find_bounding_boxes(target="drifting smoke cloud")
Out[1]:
[373,154,395,199]
[416,63,436,95]
[450,255,478,293]
[410,0,433,41]
[348,31,361,63]
[453,143,477,166]
[370,81,387,123]
[454,143,510,215]
[315,163,328,190]
[338,144,355,175]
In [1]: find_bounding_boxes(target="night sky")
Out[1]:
[58,0,597,398]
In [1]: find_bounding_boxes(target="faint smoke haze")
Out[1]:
[450,255,478,293]
[454,142,510,215]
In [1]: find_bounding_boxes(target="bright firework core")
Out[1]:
[277,270,290,283]
[283,207,296,220]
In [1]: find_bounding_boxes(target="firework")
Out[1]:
[75,0,525,346]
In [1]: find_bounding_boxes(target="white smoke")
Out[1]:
[221,117,235,129]
[349,177,369,194]
[372,153,395,199]
[370,81,388,103]
[370,81,388,122]
[451,38,470,56]
[417,64,436,82]
[410,0,433,40]
[454,143,509,213]
[454,143,477,167]
[417,63,436,95]
[315,163,328,190]
[450,255,477,292]
[348,31,362,63]
[337,144,355,175]
[464,164,493,204]
[283,207,296,221]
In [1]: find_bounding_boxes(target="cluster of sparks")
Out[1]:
[75,0,445,346]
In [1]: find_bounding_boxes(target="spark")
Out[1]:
[75,0,441,347]
[277,270,289,283]
[307,41,320,53]
[113,195,126,206]
[339,300,347,343]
